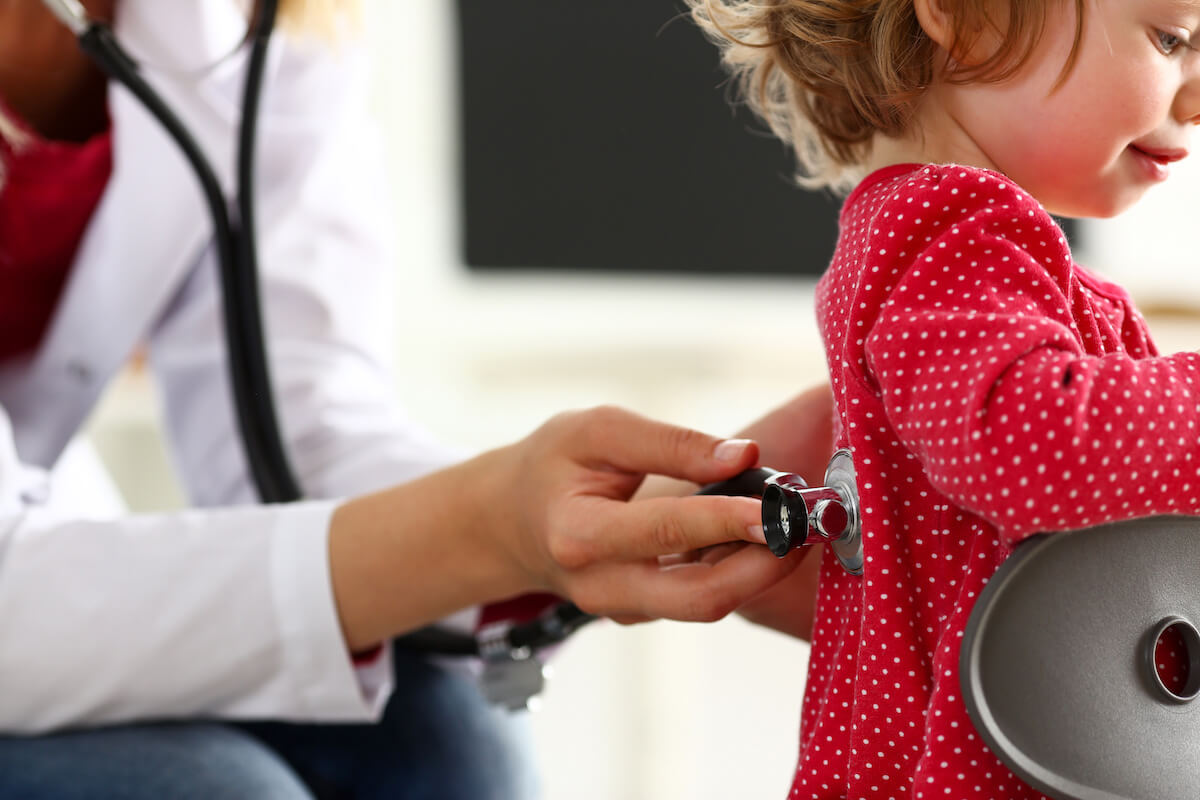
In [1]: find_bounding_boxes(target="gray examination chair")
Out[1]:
[961,515,1200,800]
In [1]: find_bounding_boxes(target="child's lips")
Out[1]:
[1128,143,1188,182]
[1129,143,1189,164]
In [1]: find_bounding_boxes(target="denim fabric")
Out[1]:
[0,646,539,800]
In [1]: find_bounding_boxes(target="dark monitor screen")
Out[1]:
[456,0,842,277]
[456,1,1076,276]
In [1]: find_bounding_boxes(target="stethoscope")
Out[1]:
[42,0,864,708]
[699,450,863,575]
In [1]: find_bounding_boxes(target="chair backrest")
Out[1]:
[961,515,1200,800]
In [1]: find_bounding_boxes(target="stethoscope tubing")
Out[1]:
[75,2,302,504]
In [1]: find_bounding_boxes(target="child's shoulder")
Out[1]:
[847,162,1042,217]
[842,162,1060,248]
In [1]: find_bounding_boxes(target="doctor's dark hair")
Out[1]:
[687,0,1085,192]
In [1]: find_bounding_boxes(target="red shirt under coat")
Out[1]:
[0,115,113,363]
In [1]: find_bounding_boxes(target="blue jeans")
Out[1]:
[0,646,539,799]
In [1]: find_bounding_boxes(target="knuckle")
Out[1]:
[547,531,594,571]
[540,408,582,440]
[661,423,705,462]
[570,586,605,616]
[582,404,625,443]
[548,406,619,453]
[684,589,737,623]
[650,514,693,555]
[542,409,571,429]
[588,403,625,423]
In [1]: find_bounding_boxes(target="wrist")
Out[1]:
[452,444,539,600]
[327,452,537,652]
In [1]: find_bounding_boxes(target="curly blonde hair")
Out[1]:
[688,0,1084,191]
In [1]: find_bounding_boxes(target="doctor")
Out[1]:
[0,0,829,798]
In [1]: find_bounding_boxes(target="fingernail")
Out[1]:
[713,438,753,463]
[747,524,766,545]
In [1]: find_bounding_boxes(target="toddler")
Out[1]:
[689,0,1200,798]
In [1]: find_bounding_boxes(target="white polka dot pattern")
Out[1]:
[791,163,1191,799]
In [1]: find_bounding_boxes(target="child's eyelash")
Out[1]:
[1156,29,1181,53]
[1156,28,1195,54]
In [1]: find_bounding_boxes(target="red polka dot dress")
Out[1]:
[793,163,1200,799]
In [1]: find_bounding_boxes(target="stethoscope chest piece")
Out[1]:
[821,450,863,574]
[761,449,863,575]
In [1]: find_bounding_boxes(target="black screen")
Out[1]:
[456,1,1076,276]
[456,0,841,276]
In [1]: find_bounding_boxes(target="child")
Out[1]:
[689,0,1200,798]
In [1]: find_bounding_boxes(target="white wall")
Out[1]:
[357,1,827,450]
[1081,154,1200,306]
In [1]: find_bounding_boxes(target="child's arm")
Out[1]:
[858,171,1200,546]
[736,384,836,488]
[731,544,822,639]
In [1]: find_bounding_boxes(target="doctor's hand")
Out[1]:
[328,406,796,653]
[631,383,835,641]
[494,405,802,625]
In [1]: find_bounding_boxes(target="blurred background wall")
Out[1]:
[86,2,1200,798]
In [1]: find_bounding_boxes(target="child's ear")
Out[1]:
[912,0,956,52]
[913,0,1000,69]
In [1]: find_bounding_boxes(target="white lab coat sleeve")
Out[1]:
[0,406,380,734]
[147,38,465,508]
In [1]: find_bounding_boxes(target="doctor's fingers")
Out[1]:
[565,543,799,624]
[546,494,765,569]
[542,405,761,486]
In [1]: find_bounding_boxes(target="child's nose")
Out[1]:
[1175,93,1200,126]
[1178,65,1200,125]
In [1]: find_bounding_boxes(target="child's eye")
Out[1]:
[1155,29,1184,54]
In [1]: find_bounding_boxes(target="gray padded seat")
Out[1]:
[961,516,1200,800]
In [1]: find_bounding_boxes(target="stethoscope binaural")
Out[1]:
[41,0,864,707]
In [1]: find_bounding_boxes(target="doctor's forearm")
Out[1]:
[328,406,791,653]
[328,447,528,653]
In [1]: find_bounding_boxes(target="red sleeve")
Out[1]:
[351,644,385,666]
[477,592,562,630]
[349,592,563,666]
[861,174,1200,545]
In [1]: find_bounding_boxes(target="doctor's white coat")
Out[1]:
[0,4,461,733]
